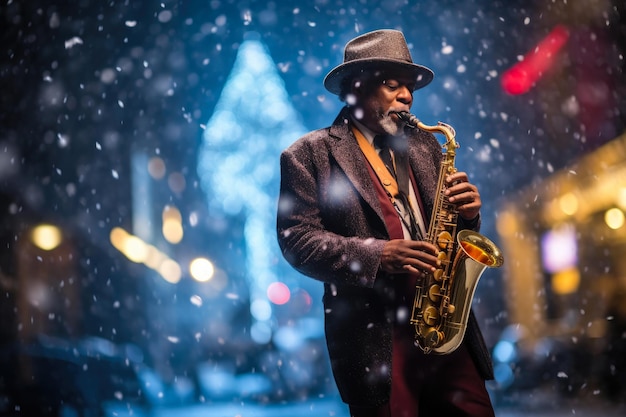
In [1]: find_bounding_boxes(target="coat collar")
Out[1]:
[326,106,437,228]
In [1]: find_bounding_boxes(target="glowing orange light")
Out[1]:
[501,25,570,95]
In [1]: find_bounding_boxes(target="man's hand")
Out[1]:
[380,239,440,275]
[445,171,481,221]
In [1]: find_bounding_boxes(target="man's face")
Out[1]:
[350,71,416,137]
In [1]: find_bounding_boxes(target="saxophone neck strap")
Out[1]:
[353,126,422,240]
[352,126,399,200]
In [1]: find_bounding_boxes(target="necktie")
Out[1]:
[374,135,396,178]
[374,135,422,240]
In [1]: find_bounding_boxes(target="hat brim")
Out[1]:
[323,58,434,95]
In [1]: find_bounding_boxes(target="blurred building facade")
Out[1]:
[495,132,626,400]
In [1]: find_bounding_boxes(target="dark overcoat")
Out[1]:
[276,106,494,407]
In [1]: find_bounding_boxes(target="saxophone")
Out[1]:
[394,111,504,354]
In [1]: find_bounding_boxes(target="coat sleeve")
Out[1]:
[276,136,387,289]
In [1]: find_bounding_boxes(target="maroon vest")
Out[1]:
[363,161,428,240]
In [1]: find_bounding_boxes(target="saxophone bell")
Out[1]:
[418,229,504,354]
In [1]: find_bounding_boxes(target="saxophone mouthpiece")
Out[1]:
[393,111,420,128]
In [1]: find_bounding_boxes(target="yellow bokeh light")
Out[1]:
[123,235,148,263]
[109,226,183,285]
[31,224,63,251]
[551,268,580,295]
[559,192,579,216]
[143,245,166,269]
[109,227,128,250]
[162,206,183,244]
[163,219,183,244]
[159,259,182,284]
[605,207,625,230]
[189,257,215,282]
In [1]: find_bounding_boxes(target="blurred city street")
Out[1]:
[493,396,626,417]
[2,1,626,417]
[151,398,350,417]
[146,395,626,417]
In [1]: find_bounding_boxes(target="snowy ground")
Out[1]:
[143,396,625,417]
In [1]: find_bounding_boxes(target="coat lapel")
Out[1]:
[325,107,440,230]
[327,109,386,223]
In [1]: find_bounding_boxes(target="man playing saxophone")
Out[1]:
[277,29,495,417]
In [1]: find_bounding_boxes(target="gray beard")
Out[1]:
[378,112,403,137]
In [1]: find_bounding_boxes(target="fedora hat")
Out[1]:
[323,29,434,95]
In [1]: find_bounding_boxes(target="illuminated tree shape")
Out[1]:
[198,33,306,338]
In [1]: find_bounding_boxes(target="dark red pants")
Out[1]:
[349,328,495,417]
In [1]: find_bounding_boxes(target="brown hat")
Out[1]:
[323,29,434,95]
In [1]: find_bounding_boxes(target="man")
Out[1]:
[276,29,495,417]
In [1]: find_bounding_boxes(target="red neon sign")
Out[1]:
[501,25,570,95]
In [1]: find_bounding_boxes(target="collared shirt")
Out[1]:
[352,119,427,240]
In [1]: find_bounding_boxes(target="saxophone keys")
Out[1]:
[428,284,441,302]
[423,328,444,349]
[432,251,447,281]
[433,268,443,281]
[436,231,453,249]
[423,306,440,326]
